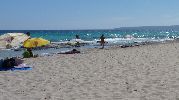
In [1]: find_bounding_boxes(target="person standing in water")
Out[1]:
[100,34,105,49]
[75,35,80,39]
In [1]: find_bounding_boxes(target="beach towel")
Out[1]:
[11,67,32,71]
[0,64,32,71]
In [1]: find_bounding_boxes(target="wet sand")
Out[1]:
[0,41,179,100]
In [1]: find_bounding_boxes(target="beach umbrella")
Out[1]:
[0,33,15,43]
[10,33,30,47]
[0,33,29,48]
[23,38,50,48]
[0,40,7,49]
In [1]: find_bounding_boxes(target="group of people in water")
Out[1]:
[75,34,105,48]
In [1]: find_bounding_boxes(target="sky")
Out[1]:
[0,0,179,30]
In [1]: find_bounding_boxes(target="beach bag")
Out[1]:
[23,50,30,58]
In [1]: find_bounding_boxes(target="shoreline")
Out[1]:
[0,39,177,59]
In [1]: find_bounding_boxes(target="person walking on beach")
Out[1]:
[100,34,105,49]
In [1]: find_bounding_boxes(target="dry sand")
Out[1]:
[1,42,179,100]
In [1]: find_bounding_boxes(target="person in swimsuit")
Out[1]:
[100,34,105,49]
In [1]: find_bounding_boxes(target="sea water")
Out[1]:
[0,28,179,58]
[0,29,178,44]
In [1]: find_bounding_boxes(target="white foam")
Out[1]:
[52,37,175,46]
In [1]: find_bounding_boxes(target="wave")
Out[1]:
[51,37,175,46]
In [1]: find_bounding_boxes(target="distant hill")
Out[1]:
[114,25,179,31]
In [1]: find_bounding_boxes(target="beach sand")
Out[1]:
[1,41,179,100]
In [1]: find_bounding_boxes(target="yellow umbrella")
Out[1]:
[23,38,50,48]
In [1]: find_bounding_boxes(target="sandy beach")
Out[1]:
[0,41,179,100]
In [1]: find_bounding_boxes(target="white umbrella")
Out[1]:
[10,33,30,47]
[0,33,30,48]
[0,33,13,49]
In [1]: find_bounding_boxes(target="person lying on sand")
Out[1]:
[58,49,80,54]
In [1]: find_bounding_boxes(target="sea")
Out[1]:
[0,27,179,58]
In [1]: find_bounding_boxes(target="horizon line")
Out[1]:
[0,25,179,31]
